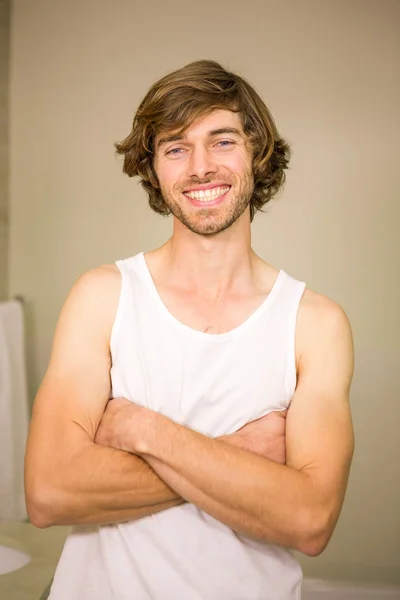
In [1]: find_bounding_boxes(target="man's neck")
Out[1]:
[152,231,262,303]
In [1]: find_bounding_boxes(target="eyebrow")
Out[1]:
[157,127,243,149]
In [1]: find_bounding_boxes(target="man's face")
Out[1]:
[153,109,254,236]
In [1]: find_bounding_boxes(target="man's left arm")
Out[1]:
[97,294,354,556]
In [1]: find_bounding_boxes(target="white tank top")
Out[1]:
[49,252,306,600]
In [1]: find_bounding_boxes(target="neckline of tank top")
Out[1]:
[136,251,287,343]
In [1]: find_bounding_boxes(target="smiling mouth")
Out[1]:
[183,186,231,202]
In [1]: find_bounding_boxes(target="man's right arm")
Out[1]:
[25,265,182,528]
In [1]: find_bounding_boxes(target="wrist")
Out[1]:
[217,433,243,450]
[132,409,167,456]
[216,434,230,444]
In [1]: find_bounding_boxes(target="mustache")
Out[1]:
[177,178,234,191]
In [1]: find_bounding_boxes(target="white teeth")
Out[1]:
[184,186,230,201]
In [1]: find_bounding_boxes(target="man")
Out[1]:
[25,60,354,599]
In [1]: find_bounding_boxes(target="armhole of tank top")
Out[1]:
[109,260,128,363]
[285,280,306,396]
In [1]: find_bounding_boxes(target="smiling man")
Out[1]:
[154,116,254,236]
[25,60,354,600]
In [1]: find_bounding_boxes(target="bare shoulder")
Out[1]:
[69,263,121,305]
[74,262,120,288]
[298,287,352,332]
[54,263,122,347]
[296,287,354,378]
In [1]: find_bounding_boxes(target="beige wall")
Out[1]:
[0,0,10,300]
[9,0,399,586]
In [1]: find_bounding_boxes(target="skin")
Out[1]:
[25,109,354,558]
[154,112,254,237]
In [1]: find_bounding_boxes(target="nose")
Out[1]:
[187,145,217,180]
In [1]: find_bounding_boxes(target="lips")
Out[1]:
[182,183,231,193]
[183,185,230,202]
[183,186,231,207]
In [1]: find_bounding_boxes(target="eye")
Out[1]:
[165,147,185,155]
[216,140,235,148]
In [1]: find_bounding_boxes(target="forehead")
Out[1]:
[182,109,243,135]
[155,109,244,146]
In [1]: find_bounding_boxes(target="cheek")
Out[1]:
[157,164,184,192]
[225,149,251,173]
[226,157,253,187]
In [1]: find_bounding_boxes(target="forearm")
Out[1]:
[26,439,181,528]
[66,496,183,527]
[27,414,244,528]
[138,415,319,552]
[145,455,274,541]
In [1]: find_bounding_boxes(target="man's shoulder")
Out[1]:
[85,262,121,277]
[74,263,121,291]
[296,287,353,367]
[299,287,350,327]
[64,263,122,322]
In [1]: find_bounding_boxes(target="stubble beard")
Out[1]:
[161,171,255,236]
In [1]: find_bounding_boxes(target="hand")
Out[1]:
[220,410,287,465]
[95,397,151,453]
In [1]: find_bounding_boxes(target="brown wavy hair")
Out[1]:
[115,60,291,222]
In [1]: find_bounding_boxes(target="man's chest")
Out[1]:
[154,286,270,335]
[110,315,295,438]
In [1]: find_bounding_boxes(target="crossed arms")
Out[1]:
[25,265,354,557]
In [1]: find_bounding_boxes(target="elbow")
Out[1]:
[293,508,336,557]
[26,506,53,529]
[297,534,330,558]
[25,481,62,529]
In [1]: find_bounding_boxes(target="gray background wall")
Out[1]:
[0,0,9,301]
[6,0,400,587]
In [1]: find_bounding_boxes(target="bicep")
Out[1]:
[27,266,120,466]
[286,298,355,518]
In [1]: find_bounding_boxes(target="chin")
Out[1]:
[185,217,239,236]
